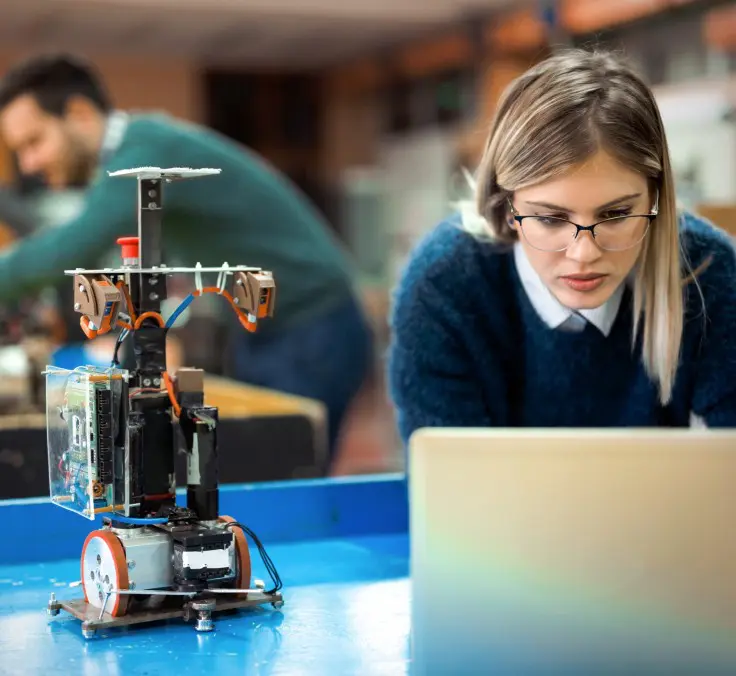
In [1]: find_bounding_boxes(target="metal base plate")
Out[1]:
[49,591,284,638]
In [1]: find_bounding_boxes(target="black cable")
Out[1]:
[110,329,129,367]
[224,521,283,595]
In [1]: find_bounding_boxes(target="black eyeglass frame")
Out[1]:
[507,192,660,252]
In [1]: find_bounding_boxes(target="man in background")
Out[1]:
[0,52,373,467]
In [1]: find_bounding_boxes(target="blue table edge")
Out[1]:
[1,473,410,566]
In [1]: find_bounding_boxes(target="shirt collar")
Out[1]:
[99,110,129,165]
[513,241,624,336]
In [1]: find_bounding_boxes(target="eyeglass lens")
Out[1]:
[520,216,651,252]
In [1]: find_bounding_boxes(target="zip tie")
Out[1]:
[217,262,230,294]
[194,262,203,294]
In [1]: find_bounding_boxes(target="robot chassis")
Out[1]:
[45,167,284,638]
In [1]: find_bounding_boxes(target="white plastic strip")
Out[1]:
[217,263,230,294]
[194,262,203,293]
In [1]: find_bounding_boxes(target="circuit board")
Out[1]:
[46,365,127,520]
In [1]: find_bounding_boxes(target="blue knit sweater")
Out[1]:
[388,211,736,447]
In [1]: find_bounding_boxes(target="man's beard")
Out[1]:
[66,151,95,187]
[64,135,96,188]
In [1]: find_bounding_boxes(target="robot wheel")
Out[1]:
[219,515,252,592]
[80,529,130,617]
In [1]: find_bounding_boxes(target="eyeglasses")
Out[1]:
[508,195,659,253]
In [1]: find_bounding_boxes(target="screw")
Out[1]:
[195,617,213,632]
[129,581,136,590]
[143,378,151,387]
[192,599,216,632]
[148,190,156,197]
[149,292,159,301]
[47,592,60,616]
[271,599,284,610]
[254,579,265,590]
[74,302,81,311]
[153,378,161,386]
[127,561,136,570]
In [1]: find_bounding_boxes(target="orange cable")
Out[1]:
[109,283,253,417]
[162,371,181,417]
[134,311,166,330]
[195,286,257,332]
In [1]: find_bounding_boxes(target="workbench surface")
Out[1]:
[0,475,410,676]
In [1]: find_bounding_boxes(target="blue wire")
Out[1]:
[109,514,169,525]
[165,294,195,329]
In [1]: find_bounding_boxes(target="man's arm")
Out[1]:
[0,166,141,303]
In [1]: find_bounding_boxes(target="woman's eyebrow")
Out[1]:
[525,193,643,212]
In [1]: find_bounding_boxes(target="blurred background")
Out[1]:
[0,0,735,492]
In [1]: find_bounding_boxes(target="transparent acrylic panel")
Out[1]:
[46,365,128,520]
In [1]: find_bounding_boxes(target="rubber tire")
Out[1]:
[219,515,252,593]
[80,529,130,617]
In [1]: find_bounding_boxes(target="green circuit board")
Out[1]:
[46,365,126,520]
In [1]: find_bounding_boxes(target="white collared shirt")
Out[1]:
[512,239,708,428]
[513,241,624,336]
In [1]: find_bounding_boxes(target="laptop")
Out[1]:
[409,427,736,676]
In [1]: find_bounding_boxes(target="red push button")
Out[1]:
[117,236,139,261]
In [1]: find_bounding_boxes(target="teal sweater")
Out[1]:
[0,113,356,331]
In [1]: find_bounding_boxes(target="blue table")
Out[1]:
[0,475,411,675]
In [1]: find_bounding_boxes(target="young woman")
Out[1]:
[388,48,736,448]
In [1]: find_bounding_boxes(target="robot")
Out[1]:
[45,168,284,638]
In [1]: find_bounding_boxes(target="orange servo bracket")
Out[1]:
[232,270,276,319]
[73,273,123,339]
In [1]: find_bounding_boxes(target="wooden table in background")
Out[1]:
[205,375,325,425]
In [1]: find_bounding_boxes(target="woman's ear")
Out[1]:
[505,196,516,227]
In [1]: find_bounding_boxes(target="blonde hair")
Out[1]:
[462,48,685,406]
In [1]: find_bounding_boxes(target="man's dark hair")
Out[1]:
[0,53,111,116]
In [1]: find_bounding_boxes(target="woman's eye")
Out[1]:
[537,214,566,223]
[601,209,632,219]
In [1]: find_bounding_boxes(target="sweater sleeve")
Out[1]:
[688,227,736,427]
[387,226,505,447]
[0,145,170,304]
